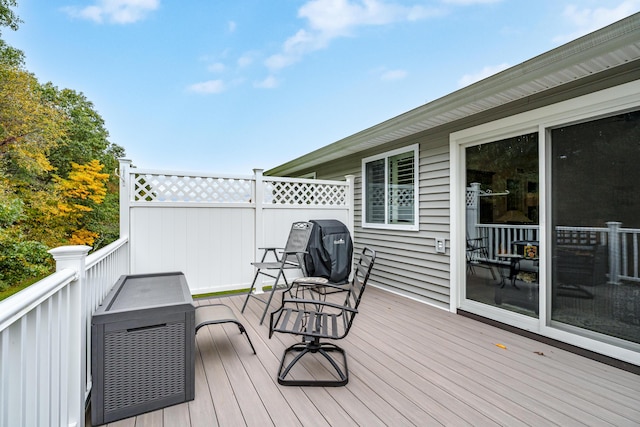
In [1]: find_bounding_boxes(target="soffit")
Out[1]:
[266,13,640,177]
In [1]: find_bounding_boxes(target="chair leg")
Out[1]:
[234,322,257,354]
[258,269,289,325]
[242,267,290,325]
[277,339,348,386]
[195,304,257,354]
[241,268,262,313]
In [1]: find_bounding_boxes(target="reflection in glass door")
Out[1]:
[551,110,640,348]
[465,133,539,317]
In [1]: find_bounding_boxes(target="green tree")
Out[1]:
[43,84,125,249]
[0,66,66,174]
[0,1,22,67]
[0,0,126,294]
[0,0,20,34]
[0,175,51,291]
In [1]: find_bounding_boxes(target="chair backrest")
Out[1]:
[282,221,314,269]
[342,246,376,315]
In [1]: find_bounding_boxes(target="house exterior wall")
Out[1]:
[282,64,640,311]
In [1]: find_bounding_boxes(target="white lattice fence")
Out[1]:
[132,172,253,203]
[120,162,354,294]
[264,178,349,206]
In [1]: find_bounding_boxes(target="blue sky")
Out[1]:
[4,0,640,174]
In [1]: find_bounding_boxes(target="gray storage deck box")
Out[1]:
[91,272,195,425]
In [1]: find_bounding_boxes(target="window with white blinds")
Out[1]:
[362,145,419,230]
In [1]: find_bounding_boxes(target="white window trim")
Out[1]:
[362,144,419,231]
[450,79,640,366]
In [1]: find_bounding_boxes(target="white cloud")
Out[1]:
[228,20,237,33]
[457,63,510,88]
[238,52,258,68]
[254,75,279,89]
[553,1,640,44]
[63,0,160,24]
[266,0,443,71]
[187,80,226,94]
[380,69,407,81]
[442,0,501,4]
[299,0,435,35]
[207,62,226,73]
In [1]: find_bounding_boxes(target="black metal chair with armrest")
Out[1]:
[269,246,376,386]
[241,221,314,324]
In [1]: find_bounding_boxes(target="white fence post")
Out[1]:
[607,221,622,285]
[48,245,92,427]
[254,168,265,264]
[345,174,355,237]
[118,159,132,240]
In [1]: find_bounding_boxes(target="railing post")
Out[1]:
[48,245,92,427]
[118,159,132,240]
[607,221,622,285]
[345,175,355,239]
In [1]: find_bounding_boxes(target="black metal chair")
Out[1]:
[269,246,376,386]
[195,303,256,354]
[241,221,314,324]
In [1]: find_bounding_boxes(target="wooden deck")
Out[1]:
[101,286,640,427]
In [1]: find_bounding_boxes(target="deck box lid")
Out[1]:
[94,272,193,318]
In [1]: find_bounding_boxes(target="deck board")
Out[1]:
[101,286,640,427]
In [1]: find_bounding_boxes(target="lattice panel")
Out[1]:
[265,180,348,205]
[132,173,252,203]
[466,188,477,208]
[390,187,413,207]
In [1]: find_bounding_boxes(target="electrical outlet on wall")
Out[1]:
[435,238,446,254]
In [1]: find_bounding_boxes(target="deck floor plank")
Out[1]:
[363,289,640,425]
[232,294,362,427]
[100,286,640,427]
[188,337,218,427]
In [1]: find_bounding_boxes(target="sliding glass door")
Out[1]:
[550,110,640,348]
[465,133,539,317]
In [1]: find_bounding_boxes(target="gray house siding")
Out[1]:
[297,135,452,309]
[278,64,640,310]
[268,14,640,314]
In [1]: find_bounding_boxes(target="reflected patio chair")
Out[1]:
[269,246,376,386]
[466,235,496,280]
[241,221,314,324]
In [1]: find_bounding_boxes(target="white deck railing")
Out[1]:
[0,237,129,427]
[474,222,640,284]
[466,184,640,284]
[616,225,640,283]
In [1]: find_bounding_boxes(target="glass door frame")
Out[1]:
[451,121,543,332]
[449,79,640,366]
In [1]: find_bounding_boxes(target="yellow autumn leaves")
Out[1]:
[55,160,109,246]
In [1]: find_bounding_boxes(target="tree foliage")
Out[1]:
[0,0,21,34]
[0,67,66,174]
[55,159,110,246]
[0,1,126,292]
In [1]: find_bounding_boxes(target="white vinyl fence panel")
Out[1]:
[121,161,353,295]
